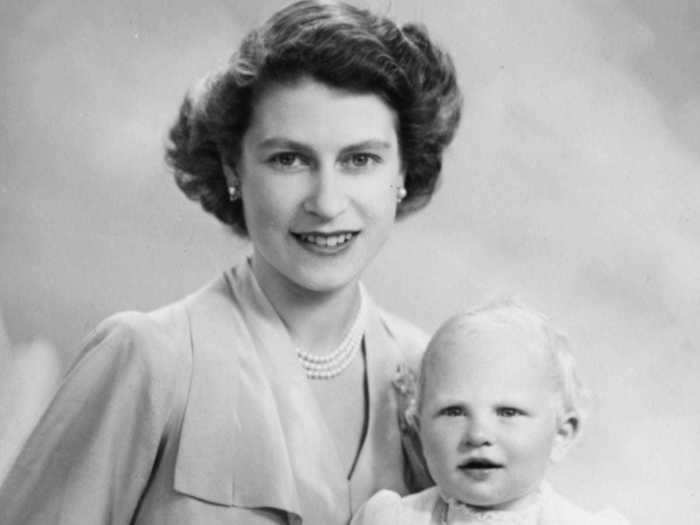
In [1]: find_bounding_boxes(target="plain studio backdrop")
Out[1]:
[1,1,699,523]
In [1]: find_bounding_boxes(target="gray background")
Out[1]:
[1,1,699,523]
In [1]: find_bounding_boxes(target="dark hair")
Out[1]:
[166,0,462,235]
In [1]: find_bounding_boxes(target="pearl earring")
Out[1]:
[396,186,407,203]
[228,184,240,202]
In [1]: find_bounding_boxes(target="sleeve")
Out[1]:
[379,308,429,370]
[350,490,403,525]
[0,312,183,525]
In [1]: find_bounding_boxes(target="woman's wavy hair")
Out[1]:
[166,0,462,235]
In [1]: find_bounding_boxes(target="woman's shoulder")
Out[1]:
[374,305,430,365]
[85,305,187,372]
[82,273,231,374]
[68,284,208,398]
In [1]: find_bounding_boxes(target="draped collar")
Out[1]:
[172,261,410,523]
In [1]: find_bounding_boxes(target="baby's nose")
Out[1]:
[462,416,493,447]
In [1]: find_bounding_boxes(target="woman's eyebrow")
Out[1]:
[255,138,393,155]
[256,137,313,153]
[340,140,392,153]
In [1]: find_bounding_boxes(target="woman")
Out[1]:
[0,1,461,523]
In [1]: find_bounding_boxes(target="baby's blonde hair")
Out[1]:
[417,298,588,422]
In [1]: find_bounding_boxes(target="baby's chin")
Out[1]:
[450,490,540,512]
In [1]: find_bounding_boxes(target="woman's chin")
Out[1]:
[289,269,362,296]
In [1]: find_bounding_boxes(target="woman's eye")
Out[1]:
[497,407,523,418]
[440,406,464,417]
[268,152,308,170]
[342,153,380,169]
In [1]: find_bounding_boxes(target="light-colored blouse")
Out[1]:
[0,261,428,524]
[350,485,630,525]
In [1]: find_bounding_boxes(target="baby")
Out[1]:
[353,300,628,524]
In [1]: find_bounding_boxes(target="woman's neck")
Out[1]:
[250,255,362,356]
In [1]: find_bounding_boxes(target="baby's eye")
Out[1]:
[341,153,381,170]
[440,406,464,417]
[268,152,309,170]
[496,407,524,418]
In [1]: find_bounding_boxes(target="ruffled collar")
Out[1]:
[440,489,542,525]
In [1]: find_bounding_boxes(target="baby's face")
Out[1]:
[418,326,570,510]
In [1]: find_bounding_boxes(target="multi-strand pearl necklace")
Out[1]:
[295,288,367,380]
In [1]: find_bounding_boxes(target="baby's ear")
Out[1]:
[550,411,580,463]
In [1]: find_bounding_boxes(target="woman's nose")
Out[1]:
[303,166,347,219]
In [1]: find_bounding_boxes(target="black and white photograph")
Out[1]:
[1,1,698,523]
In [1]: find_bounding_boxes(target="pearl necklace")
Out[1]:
[295,288,367,380]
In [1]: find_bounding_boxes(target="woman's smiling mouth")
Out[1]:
[292,231,358,253]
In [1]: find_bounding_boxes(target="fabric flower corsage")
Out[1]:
[392,363,434,491]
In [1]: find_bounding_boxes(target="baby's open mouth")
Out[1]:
[459,458,503,470]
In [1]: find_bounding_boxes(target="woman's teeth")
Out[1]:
[299,233,354,248]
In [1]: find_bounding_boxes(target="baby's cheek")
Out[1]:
[424,427,455,463]
[517,431,558,463]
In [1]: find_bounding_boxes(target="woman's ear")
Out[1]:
[222,162,237,186]
[549,411,580,463]
[222,161,242,202]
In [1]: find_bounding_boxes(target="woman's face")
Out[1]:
[233,77,404,295]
